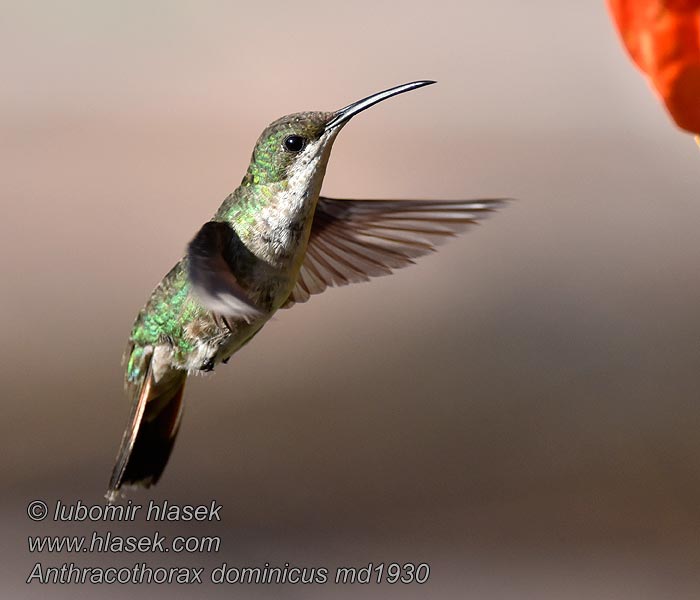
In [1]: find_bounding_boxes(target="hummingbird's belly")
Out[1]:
[215,319,267,363]
[187,271,295,372]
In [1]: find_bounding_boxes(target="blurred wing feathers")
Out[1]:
[187,221,263,322]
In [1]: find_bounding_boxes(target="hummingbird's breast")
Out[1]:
[179,154,330,370]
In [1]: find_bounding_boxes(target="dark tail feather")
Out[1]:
[107,361,187,502]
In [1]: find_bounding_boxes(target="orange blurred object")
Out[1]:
[608,0,700,133]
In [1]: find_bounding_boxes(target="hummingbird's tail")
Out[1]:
[107,353,187,502]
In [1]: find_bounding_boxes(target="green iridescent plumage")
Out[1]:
[126,264,209,380]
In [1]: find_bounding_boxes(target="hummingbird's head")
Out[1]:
[242,81,436,189]
[242,111,335,187]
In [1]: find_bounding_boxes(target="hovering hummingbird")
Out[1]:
[108,80,506,500]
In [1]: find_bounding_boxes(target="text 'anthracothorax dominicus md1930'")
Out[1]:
[108,81,509,501]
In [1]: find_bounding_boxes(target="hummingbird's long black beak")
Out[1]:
[325,80,436,131]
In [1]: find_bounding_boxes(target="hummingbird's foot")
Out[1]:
[222,357,230,364]
[200,358,216,372]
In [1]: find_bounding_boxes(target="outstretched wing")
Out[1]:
[284,197,507,306]
[187,221,263,322]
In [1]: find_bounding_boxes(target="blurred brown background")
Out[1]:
[3,1,700,598]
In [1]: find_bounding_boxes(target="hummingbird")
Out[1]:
[107,80,506,500]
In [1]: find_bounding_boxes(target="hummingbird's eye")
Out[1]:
[283,135,307,153]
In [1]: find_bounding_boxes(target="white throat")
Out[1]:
[256,132,338,264]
